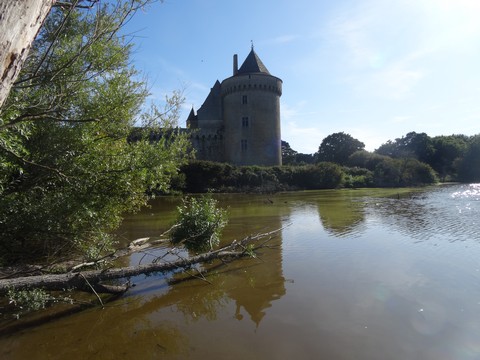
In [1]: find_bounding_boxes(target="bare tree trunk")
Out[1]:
[0,250,243,294]
[0,229,282,295]
[0,0,56,109]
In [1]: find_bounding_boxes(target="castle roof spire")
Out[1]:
[237,47,270,75]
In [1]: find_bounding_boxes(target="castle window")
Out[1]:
[242,95,248,104]
[241,139,248,152]
[242,116,249,127]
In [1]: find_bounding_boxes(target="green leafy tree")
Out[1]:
[281,141,315,165]
[376,132,434,164]
[281,141,298,165]
[292,162,344,189]
[430,135,469,181]
[457,135,480,182]
[373,157,436,187]
[348,150,389,171]
[0,1,188,263]
[316,132,365,165]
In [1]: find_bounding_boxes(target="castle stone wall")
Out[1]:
[222,74,282,166]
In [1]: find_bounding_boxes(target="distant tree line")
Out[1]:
[175,131,479,194]
[283,131,480,185]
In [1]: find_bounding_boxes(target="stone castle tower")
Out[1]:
[187,47,282,166]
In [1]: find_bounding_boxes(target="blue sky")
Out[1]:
[124,0,480,153]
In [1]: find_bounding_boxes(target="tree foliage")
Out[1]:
[177,160,344,193]
[348,150,389,171]
[372,157,436,187]
[430,135,469,181]
[170,195,228,253]
[457,135,480,182]
[375,132,477,182]
[281,141,315,165]
[281,141,298,164]
[0,1,188,264]
[347,150,436,187]
[376,132,434,163]
[316,132,365,165]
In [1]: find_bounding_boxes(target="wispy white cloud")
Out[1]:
[270,34,299,45]
[328,9,377,69]
[391,115,412,124]
[282,121,324,154]
[418,0,480,52]
[325,0,434,100]
[370,63,425,100]
[281,102,324,153]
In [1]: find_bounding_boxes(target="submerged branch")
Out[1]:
[0,228,283,296]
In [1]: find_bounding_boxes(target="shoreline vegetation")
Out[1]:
[165,158,437,195]
[166,131,480,195]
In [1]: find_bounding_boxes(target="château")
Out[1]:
[187,47,282,166]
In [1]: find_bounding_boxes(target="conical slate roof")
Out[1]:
[237,49,270,75]
[186,107,196,122]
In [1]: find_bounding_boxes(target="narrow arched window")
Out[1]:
[241,139,248,152]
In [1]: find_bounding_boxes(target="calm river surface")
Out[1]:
[1,184,480,360]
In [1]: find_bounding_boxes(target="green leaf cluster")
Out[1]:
[170,196,228,253]
[7,288,51,312]
[0,2,188,263]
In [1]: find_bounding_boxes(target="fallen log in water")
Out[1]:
[0,228,282,296]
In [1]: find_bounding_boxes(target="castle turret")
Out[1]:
[186,107,197,128]
[221,49,282,166]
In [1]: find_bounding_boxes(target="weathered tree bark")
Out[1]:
[0,0,56,109]
[0,229,281,295]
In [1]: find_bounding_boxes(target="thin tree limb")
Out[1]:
[0,228,285,295]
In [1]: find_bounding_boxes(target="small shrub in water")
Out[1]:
[170,195,228,253]
[8,288,51,312]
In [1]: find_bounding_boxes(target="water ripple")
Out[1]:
[364,184,480,244]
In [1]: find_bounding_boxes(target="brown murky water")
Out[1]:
[1,184,480,360]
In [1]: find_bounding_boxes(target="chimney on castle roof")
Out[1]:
[233,54,238,76]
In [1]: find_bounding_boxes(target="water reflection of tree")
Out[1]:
[316,192,366,237]
[138,218,287,329]
[165,231,287,328]
[0,294,188,359]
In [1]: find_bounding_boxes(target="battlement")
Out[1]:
[221,74,282,97]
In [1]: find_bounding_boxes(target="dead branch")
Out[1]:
[68,225,177,272]
[0,228,282,296]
